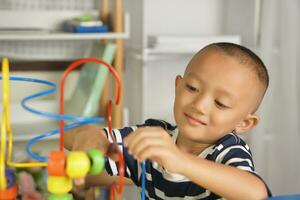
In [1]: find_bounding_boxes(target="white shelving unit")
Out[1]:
[0,0,127,141]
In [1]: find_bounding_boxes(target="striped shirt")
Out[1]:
[104,119,271,199]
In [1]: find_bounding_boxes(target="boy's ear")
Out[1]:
[234,114,260,134]
[175,75,182,87]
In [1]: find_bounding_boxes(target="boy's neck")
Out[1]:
[176,134,212,155]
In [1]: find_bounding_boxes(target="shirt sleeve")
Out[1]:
[103,126,140,185]
[218,144,255,173]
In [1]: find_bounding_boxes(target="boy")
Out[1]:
[65,42,271,199]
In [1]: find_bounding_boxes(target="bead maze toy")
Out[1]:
[0,57,134,200]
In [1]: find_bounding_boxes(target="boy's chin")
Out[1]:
[178,126,220,144]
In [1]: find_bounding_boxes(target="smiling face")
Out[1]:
[173,48,265,150]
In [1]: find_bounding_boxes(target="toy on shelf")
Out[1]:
[0,57,141,200]
[63,15,109,33]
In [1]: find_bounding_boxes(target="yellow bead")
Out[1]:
[66,151,90,178]
[47,176,72,195]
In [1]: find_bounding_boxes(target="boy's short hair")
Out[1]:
[204,42,269,90]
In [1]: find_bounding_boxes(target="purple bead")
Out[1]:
[5,168,16,188]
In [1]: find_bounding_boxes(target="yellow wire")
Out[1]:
[0,57,9,189]
[1,58,47,189]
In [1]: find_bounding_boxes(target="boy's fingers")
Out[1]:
[106,143,120,161]
[74,178,85,187]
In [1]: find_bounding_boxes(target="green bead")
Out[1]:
[48,193,73,200]
[87,148,105,175]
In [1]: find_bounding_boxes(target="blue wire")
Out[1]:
[141,161,146,200]
[25,121,98,162]
[0,75,104,161]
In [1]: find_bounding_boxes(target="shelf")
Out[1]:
[145,35,241,55]
[0,13,130,41]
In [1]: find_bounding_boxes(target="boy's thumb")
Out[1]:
[106,143,120,161]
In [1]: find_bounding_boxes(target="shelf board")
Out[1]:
[0,31,128,41]
[0,12,129,41]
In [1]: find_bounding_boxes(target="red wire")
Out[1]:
[109,184,115,200]
[107,100,125,198]
[59,58,125,199]
[107,100,114,141]
[58,57,122,151]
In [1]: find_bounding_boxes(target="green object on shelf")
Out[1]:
[48,193,73,200]
[76,15,94,22]
[65,42,116,118]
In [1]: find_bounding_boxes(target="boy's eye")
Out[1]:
[185,84,198,92]
[215,100,229,109]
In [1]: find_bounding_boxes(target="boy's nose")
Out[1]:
[192,94,210,114]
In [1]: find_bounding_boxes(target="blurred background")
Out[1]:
[0,0,299,198]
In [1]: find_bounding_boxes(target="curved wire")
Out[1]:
[58,58,125,199]
[19,77,100,123]
[25,120,103,162]
[107,100,125,198]
[0,76,104,164]
[58,57,122,151]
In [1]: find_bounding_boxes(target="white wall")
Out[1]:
[124,0,233,125]
[144,0,225,36]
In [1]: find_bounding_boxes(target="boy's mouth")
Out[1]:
[184,113,207,126]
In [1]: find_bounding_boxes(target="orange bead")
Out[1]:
[47,176,72,195]
[47,151,66,176]
[0,184,18,200]
[66,152,90,178]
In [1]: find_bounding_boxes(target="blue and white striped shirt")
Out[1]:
[104,119,271,199]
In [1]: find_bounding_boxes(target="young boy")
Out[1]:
[65,42,271,199]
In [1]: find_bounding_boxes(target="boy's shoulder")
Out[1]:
[208,133,253,165]
[215,133,250,151]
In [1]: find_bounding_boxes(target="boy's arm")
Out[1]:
[179,152,268,200]
[124,127,268,200]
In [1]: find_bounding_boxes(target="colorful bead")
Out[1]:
[87,148,105,175]
[48,193,73,200]
[0,184,18,200]
[5,169,16,189]
[47,151,66,176]
[66,151,90,178]
[47,176,72,195]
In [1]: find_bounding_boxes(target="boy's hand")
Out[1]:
[64,124,119,188]
[68,124,118,160]
[123,127,185,173]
